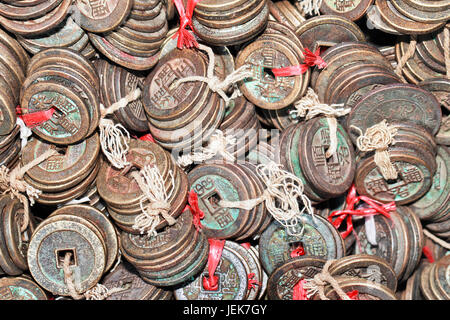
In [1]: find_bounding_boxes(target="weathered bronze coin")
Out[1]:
[188,163,251,239]
[0,196,23,276]
[321,277,397,300]
[174,242,248,300]
[347,84,442,143]
[27,218,106,296]
[0,0,62,20]
[434,255,450,300]
[267,257,325,300]
[0,277,47,300]
[404,0,450,12]
[320,0,374,21]
[391,0,450,23]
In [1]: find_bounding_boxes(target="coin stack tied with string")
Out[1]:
[0,0,448,301]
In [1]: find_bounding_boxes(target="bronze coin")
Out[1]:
[320,0,374,21]
[321,277,397,300]
[0,277,47,300]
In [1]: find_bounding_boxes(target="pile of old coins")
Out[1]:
[0,0,448,302]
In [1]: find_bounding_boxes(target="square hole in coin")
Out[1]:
[55,249,78,269]
[207,192,222,209]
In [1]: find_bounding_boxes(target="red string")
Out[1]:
[172,0,202,49]
[422,246,434,263]
[290,244,305,258]
[272,47,327,77]
[247,273,261,291]
[328,184,396,239]
[240,242,251,250]
[346,290,359,300]
[16,106,55,128]
[202,239,225,291]
[139,133,156,143]
[187,190,204,232]
[292,279,308,300]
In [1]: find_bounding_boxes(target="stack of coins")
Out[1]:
[352,121,439,206]
[188,163,270,241]
[259,214,345,275]
[236,21,309,110]
[65,182,108,215]
[0,195,36,276]
[101,260,173,300]
[267,255,398,300]
[174,240,262,300]
[354,206,424,282]
[268,0,305,30]
[95,59,148,133]
[418,255,450,300]
[120,209,209,287]
[0,125,21,169]
[191,0,270,46]
[0,276,48,300]
[96,139,188,234]
[410,146,450,241]
[374,0,448,35]
[142,48,225,151]
[21,134,101,206]
[311,42,401,107]
[16,17,95,59]
[88,0,168,71]
[0,28,28,142]
[418,78,450,146]
[0,0,72,37]
[27,204,119,296]
[295,15,365,52]
[20,48,100,145]
[319,0,374,21]
[277,117,356,203]
[219,96,261,159]
[396,29,448,84]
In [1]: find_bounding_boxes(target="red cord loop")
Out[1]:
[172,0,202,49]
[202,239,225,291]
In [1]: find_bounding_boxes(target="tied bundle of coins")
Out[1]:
[16,17,95,59]
[415,255,450,300]
[268,1,305,30]
[174,241,264,300]
[353,206,424,283]
[88,0,169,70]
[95,59,148,133]
[119,209,209,287]
[21,134,101,206]
[0,0,71,36]
[99,260,173,300]
[219,97,262,159]
[371,0,448,35]
[267,255,398,300]
[192,0,270,46]
[0,195,36,277]
[96,139,188,235]
[0,29,28,133]
[20,48,100,145]
[410,146,450,240]
[310,42,401,107]
[236,21,309,110]
[259,214,345,275]
[396,29,449,84]
[277,117,356,203]
[27,204,119,296]
[188,163,271,241]
[142,48,225,151]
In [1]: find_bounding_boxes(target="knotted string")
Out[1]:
[172,0,202,49]
[172,44,253,106]
[395,35,417,83]
[130,165,176,237]
[303,259,351,300]
[0,149,57,232]
[184,190,204,232]
[16,117,33,149]
[272,48,327,77]
[423,229,450,250]
[219,161,315,236]
[177,130,237,167]
[351,120,398,180]
[328,185,395,239]
[63,252,126,300]
[203,239,225,291]
[99,88,141,169]
[290,88,350,158]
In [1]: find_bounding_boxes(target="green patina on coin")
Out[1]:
[190,175,240,232]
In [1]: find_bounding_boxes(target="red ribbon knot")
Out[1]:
[272,47,327,77]
[173,0,202,49]
[202,239,225,291]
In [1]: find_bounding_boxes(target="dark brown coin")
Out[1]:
[320,0,374,21]
[267,257,326,300]
[0,277,47,300]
